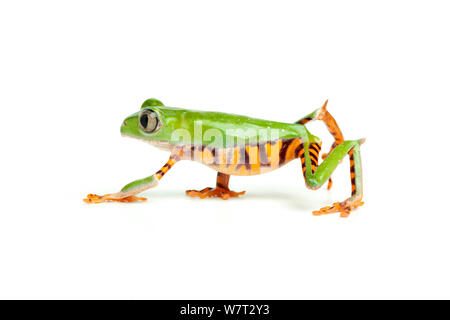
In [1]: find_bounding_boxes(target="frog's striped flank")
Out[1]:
[181,138,306,176]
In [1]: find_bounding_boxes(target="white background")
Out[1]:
[0,1,449,299]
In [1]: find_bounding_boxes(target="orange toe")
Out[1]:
[83,193,147,204]
[312,199,364,217]
[186,187,245,200]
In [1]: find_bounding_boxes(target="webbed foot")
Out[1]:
[83,193,147,204]
[312,199,364,218]
[186,187,245,200]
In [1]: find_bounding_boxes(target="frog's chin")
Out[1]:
[121,133,173,151]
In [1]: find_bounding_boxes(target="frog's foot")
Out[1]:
[312,198,364,218]
[186,187,245,200]
[83,193,147,204]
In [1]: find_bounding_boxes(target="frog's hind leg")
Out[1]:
[186,172,245,200]
[295,100,345,190]
[299,139,365,217]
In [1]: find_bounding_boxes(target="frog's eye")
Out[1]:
[139,109,159,133]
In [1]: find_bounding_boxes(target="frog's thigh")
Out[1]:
[296,100,345,190]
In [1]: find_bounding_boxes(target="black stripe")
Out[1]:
[163,163,172,169]
[295,143,304,157]
[310,143,321,153]
[156,170,164,176]
[243,147,251,170]
[310,149,318,166]
[309,148,319,163]
[190,145,195,160]
[235,146,251,171]
[279,139,293,165]
[211,147,220,165]
[216,182,226,189]
[296,117,312,124]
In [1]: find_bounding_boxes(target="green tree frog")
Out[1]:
[85,98,365,217]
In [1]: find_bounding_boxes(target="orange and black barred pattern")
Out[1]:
[308,142,321,174]
[349,148,357,196]
[300,142,322,179]
[297,117,313,125]
[181,138,305,176]
[155,154,181,180]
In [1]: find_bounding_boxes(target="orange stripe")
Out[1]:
[269,140,282,169]
[233,147,239,165]
[285,138,301,162]
[309,147,319,159]
[266,142,272,159]
[310,143,320,154]
[247,145,260,174]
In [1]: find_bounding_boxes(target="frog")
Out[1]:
[84,98,365,217]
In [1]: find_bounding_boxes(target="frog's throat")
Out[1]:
[121,133,173,151]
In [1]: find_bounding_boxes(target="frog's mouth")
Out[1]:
[121,133,173,151]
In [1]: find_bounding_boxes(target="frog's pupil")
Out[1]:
[140,113,149,129]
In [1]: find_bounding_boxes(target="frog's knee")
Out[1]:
[316,99,329,120]
[304,177,320,190]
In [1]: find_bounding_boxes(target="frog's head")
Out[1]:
[120,98,178,147]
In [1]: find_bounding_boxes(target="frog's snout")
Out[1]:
[120,120,129,135]
[120,110,149,139]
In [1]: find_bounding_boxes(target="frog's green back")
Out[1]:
[120,99,319,149]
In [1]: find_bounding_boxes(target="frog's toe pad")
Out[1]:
[312,199,364,218]
[83,193,147,204]
[186,187,245,200]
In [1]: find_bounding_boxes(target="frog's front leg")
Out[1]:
[84,151,181,204]
[186,172,245,200]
